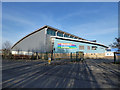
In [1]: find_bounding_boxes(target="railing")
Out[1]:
[3,52,84,60]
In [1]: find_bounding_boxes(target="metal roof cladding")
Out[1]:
[11,25,108,49]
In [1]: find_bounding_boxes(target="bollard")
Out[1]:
[48,57,51,64]
[114,52,116,64]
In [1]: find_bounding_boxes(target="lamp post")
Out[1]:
[118,38,120,52]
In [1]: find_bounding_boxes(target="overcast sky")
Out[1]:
[2,2,118,47]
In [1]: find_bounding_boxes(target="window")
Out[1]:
[100,47,104,49]
[47,29,55,36]
[70,36,73,38]
[87,46,90,50]
[79,45,84,50]
[92,46,97,50]
[106,49,111,51]
[64,34,69,38]
[73,37,77,39]
[57,32,63,37]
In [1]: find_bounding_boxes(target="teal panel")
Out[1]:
[54,38,106,53]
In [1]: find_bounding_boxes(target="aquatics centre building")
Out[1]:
[11,25,108,59]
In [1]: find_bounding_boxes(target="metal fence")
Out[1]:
[2,52,84,61]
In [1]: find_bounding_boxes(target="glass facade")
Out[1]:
[47,29,56,36]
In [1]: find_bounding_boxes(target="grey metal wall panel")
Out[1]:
[12,28,47,53]
[46,34,52,53]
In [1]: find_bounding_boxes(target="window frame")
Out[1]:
[87,46,90,50]
[57,32,63,37]
[79,45,84,50]
[91,46,97,50]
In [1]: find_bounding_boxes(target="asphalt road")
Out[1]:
[2,59,120,88]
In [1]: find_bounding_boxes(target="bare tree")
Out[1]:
[2,41,11,50]
[109,37,120,50]
[109,37,120,63]
[2,41,12,59]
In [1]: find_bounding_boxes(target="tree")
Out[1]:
[2,41,12,59]
[2,41,11,50]
[109,37,120,50]
[109,37,120,64]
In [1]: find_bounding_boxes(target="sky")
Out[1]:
[2,2,118,47]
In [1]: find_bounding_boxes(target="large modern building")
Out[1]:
[11,25,108,58]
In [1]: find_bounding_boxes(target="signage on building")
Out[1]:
[58,43,77,49]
